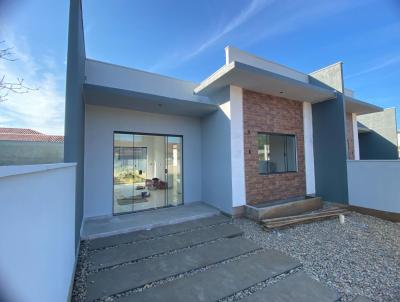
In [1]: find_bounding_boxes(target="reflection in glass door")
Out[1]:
[113,132,183,214]
[167,136,182,206]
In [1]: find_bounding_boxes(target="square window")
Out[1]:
[257,133,297,174]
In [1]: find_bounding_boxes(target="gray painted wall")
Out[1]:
[358,108,398,160]
[64,0,86,246]
[347,160,400,213]
[84,105,203,218]
[201,106,233,214]
[0,141,63,165]
[309,62,344,92]
[312,94,349,203]
[310,62,349,203]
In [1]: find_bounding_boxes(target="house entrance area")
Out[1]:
[113,132,183,214]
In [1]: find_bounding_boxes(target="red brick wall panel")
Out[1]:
[243,90,306,204]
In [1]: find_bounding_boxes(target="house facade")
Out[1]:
[65,0,385,241]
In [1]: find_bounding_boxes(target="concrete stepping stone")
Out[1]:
[86,237,260,301]
[117,249,301,302]
[90,223,242,270]
[352,296,372,302]
[88,215,230,250]
[240,272,341,302]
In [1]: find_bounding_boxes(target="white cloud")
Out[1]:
[345,55,400,79]
[149,0,273,72]
[0,30,65,135]
[244,0,366,46]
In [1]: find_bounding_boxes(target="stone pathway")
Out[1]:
[74,214,371,302]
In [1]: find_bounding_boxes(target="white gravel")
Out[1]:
[234,212,400,302]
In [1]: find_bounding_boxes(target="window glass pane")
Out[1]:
[257,133,297,174]
[286,136,297,171]
[113,133,134,214]
[257,134,268,174]
[268,135,286,173]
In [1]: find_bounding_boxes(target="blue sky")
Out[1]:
[0,0,399,134]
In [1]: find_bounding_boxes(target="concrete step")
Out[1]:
[117,250,301,302]
[88,214,231,251]
[89,223,243,270]
[245,196,323,221]
[86,237,260,301]
[240,272,341,302]
[352,296,372,302]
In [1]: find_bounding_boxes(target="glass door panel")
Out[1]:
[113,133,134,214]
[132,134,166,212]
[166,136,183,206]
[113,132,183,214]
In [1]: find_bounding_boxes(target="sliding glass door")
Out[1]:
[113,132,183,214]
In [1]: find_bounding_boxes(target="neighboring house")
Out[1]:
[398,130,400,158]
[357,108,398,160]
[0,127,64,165]
[65,0,390,243]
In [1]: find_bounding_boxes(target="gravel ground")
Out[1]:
[234,212,400,302]
[72,212,399,302]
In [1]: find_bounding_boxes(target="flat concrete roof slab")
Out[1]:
[195,61,335,103]
[88,214,230,250]
[84,84,218,118]
[82,202,220,240]
[86,237,260,300]
[118,250,301,302]
[241,272,340,302]
[89,223,243,270]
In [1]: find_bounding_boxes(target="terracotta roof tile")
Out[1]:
[0,128,64,142]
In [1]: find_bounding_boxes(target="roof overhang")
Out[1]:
[345,96,383,115]
[83,84,218,117]
[194,61,336,103]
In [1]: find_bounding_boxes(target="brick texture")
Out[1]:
[346,113,355,160]
[243,90,306,205]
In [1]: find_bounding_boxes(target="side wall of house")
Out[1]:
[346,112,355,160]
[84,105,203,218]
[243,90,306,204]
[201,102,233,214]
[64,0,86,246]
[358,108,398,160]
[312,95,349,203]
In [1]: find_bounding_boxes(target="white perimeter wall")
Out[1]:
[0,163,76,302]
[303,102,316,195]
[347,160,400,213]
[84,105,202,218]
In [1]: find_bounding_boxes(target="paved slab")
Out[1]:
[90,223,242,270]
[88,214,230,250]
[240,272,341,302]
[86,237,260,301]
[352,296,372,302]
[117,250,301,302]
[82,202,220,240]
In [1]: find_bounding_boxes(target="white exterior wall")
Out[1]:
[229,86,246,207]
[201,101,233,214]
[85,59,210,104]
[84,105,203,218]
[347,160,400,213]
[0,163,76,302]
[352,113,360,160]
[303,102,316,195]
[225,46,309,83]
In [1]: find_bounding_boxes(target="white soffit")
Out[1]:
[345,96,383,115]
[194,61,335,103]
